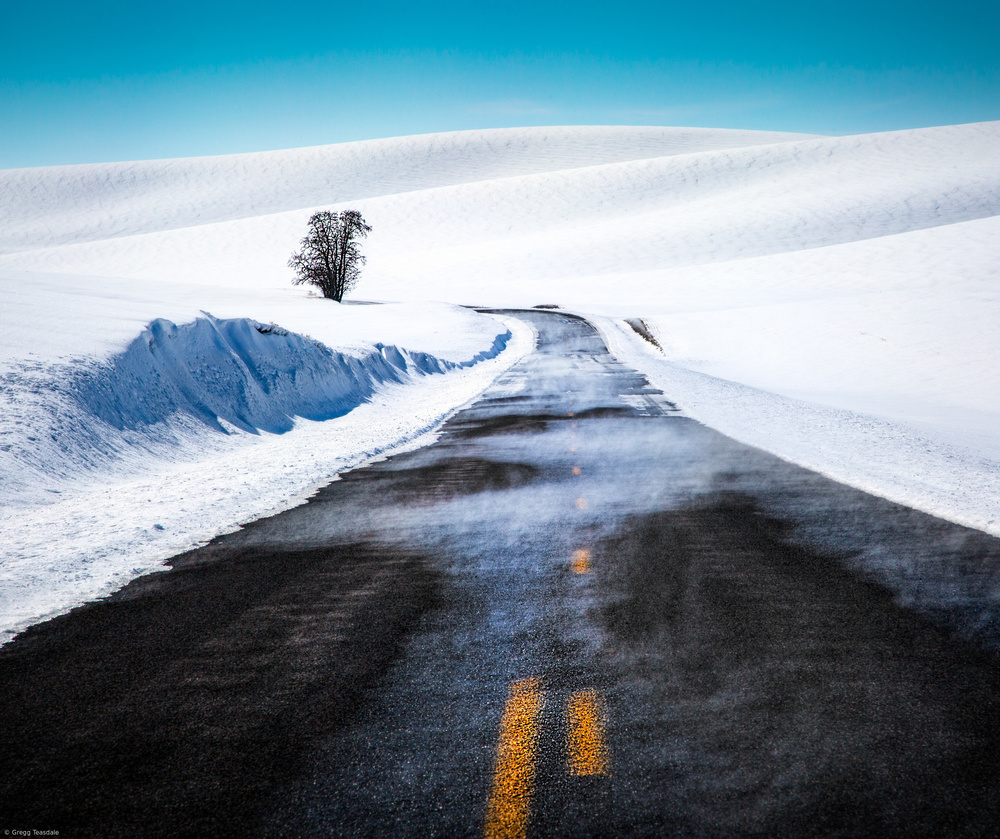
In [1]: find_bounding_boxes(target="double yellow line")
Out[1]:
[483,680,608,839]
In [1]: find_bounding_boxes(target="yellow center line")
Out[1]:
[571,549,591,574]
[575,497,587,510]
[483,679,545,839]
[571,466,582,476]
[566,690,608,776]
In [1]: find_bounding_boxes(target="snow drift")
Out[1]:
[1,312,512,503]
[0,299,530,642]
[75,315,510,436]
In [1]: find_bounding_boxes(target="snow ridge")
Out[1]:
[0,310,533,644]
[1,314,512,505]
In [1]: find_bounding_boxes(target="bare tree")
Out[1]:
[288,210,372,302]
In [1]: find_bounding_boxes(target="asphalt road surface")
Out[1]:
[3,309,1000,838]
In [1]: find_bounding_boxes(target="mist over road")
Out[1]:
[3,309,1000,838]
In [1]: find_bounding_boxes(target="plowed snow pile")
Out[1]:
[2,123,998,640]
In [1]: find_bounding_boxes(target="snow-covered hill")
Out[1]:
[2,122,998,641]
[0,126,807,254]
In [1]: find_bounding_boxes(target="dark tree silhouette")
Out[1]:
[288,210,372,302]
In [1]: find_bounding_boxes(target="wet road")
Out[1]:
[3,309,1000,837]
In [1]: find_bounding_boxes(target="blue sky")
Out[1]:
[2,0,998,167]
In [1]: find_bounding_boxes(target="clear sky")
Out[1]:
[2,0,998,167]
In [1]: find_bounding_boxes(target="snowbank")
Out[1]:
[585,210,1000,537]
[0,280,532,642]
[595,315,1000,539]
[1,305,515,504]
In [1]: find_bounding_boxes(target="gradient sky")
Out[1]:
[2,0,998,167]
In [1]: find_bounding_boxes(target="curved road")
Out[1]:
[3,309,1000,837]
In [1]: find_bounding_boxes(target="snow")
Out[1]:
[0,269,534,642]
[0,126,808,255]
[583,208,1000,537]
[2,122,998,641]
[0,302,532,643]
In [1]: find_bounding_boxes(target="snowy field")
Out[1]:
[0,275,533,640]
[2,122,998,640]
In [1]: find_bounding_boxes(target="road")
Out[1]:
[3,309,1000,838]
